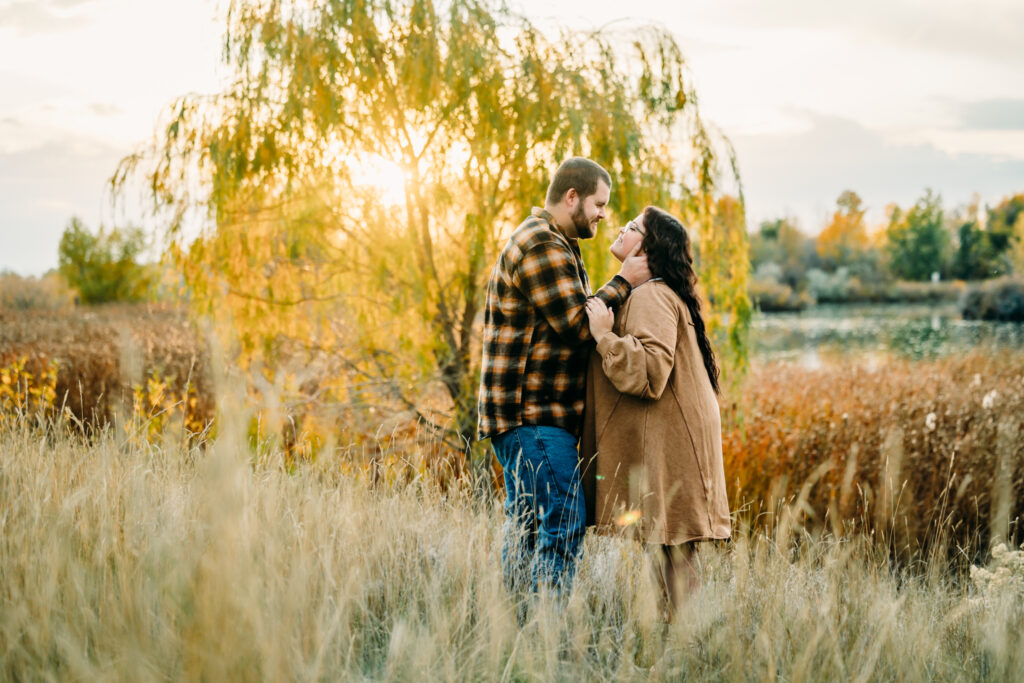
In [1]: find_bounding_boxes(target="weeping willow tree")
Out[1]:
[113,0,749,458]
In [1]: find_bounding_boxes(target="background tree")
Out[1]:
[57,217,151,304]
[987,193,1024,275]
[749,216,815,289]
[816,190,871,272]
[703,195,752,375]
[884,189,949,281]
[114,0,747,457]
[1007,208,1024,275]
[986,194,1024,253]
[950,213,990,281]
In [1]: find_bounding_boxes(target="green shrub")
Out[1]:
[748,279,810,312]
[806,267,857,303]
[801,269,964,305]
[58,217,152,304]
[883,279,965,304]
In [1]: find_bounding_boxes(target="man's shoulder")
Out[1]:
[511,215,561,248]
[502,215,566,263]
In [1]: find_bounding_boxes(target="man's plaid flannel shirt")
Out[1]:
[477,207,632,440]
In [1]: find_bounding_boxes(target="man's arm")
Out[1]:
[514,240,631,345]
[588,241,653,319]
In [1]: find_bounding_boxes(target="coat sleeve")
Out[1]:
[593,287,678,400]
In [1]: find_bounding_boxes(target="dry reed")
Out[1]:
[2,400,1024,680]
[3,306,1023,561]
[724,352,1024,562]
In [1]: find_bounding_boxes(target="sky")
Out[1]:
[1,0,1023,275]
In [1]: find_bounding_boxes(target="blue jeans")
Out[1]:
[491,425,586,593]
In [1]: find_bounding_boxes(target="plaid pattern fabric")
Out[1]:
[477,207,632,440]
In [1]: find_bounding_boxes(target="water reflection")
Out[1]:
[752,304,1024,365]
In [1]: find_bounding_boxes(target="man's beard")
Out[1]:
[571,203,596,238]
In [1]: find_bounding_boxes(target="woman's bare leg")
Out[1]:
[655,542,699,620]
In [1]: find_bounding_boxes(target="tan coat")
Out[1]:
[580,280,731,545]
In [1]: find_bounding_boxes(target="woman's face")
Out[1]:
[610,213,646,262]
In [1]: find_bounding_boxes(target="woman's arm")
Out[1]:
[585,288,678,400]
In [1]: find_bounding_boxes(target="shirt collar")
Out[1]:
[532,206,579,242]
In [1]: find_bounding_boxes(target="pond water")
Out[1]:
[751,304,1024,366]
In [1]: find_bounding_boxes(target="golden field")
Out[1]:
[1,305,1023,679]
[0,305,211,432]
[1,403,1023,680]
[2,305,1021,558]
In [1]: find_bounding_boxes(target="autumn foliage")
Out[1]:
[724,353,1024,560]
[112,0,750,455]
[0,306,210,433]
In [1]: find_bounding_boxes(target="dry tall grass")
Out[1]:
[0,306,450,463]
[2,402,1023,680]
[0,305,210,428]
[3,305,1022,559]
[0,272,74,311]
[725,353,1024,562]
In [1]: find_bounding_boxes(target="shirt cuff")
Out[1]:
[597,275,632,306]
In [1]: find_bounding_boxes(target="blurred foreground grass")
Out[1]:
[2,305,1023,679]
[2,405,1023,681]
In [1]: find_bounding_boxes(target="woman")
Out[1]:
[581,205,731,615]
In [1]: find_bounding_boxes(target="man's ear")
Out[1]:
[564,188,578,207]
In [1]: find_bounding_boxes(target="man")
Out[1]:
[477,157,651,593]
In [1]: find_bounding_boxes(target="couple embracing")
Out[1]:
[477,157,730,616]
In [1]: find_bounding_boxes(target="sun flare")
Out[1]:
[324,140,408,207]
[350,155,408,207]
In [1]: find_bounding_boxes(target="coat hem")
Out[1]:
[592,524,731,546]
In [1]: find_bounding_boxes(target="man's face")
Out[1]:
[570,181,610,239]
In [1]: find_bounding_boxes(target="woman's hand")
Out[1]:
[585,298,615,338]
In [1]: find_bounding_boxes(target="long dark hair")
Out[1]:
[640,206,721,394]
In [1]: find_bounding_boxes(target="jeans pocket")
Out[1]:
[491,429,518,468]
[528,426,576,499]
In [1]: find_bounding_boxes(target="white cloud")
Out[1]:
[0,0,95,35]
[514,0,1024,138]
[0,98,147,153]
[906,129,1024,161]
[0,0,223,150]
[87,102,122,117]
[694,0,1024,66]
[955,98,1024,131]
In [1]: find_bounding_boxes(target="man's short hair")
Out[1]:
[545,157,612,205]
